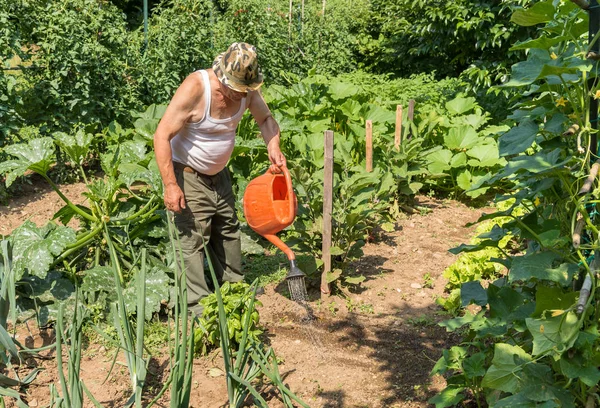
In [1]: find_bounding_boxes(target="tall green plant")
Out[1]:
[104,231,148,407]
[164,214,195,408]
[51,301,103,408]
[203,238,309,407]
[431,1,600,406]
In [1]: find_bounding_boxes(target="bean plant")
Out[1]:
[431,2,600,406]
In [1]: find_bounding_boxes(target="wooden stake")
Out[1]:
[321,130,334,296]
[322,0,326,17]
[289,0,293,41]
[366,120,373,172]
[395,105,403,150]
[579,159,600,195]
[407,99,415,139]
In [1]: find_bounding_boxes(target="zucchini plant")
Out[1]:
[0,109,170,323]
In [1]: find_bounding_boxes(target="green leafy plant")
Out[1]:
[0,121,169,322]
[194,281,263,356]
[431,1,600,406]
[418,95,508,198]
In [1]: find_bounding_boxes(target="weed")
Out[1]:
[422,272,434,289]
[359,303,374,314]
[144,319,170,355]
[243,254,288,287]
[346,298,356,313]
[328,301,338,316]
[406,315,435,327]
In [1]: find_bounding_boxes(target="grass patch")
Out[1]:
[243,253,288,287]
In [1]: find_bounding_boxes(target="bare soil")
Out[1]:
[0,183,486,408]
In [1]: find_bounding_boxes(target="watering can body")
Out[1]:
[243,167,298,260]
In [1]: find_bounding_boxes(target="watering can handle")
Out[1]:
[269,165,295,224]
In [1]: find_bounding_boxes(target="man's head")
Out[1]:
[213,42,263,94]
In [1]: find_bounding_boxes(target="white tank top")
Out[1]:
[171,70,247,175]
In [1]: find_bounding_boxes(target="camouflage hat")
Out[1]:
[213,42,263,93]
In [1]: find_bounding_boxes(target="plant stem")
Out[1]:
[41,174,96,222]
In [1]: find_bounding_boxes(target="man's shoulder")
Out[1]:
[179,71,205,97]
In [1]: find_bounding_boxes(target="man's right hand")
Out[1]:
[164,183,186,213]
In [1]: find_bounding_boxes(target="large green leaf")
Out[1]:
[509,252,576,285]
[499,119,538,156]
[22,271,75,303]
[532,285,577,317]
[339,99,361,119]
[463,352,486,379]
[466,143,504,168]
[0,138,56,186]
[482,343,532,392]
[425,149,453,174]
[526,311,579,356]
[503,50,550,87]
[461,281,488,307]
[81,267,114,294]
[445,96,477,115]
[511,1,555,27]
[487,284,534,321]
[10,222,76,280]
[54,129,93,166]
[118,163,156,188]
[450,152,467,168]
[493,149,570,180]
[362,104,395,124]
[444,125,479,150]
[328,81,359,100]
[510,36,568,51]
[559,353,600,387]
[428,387,464,408]
[119,140,147,164]
[124,268,171,320]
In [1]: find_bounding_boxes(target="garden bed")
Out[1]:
[1,184,484,407]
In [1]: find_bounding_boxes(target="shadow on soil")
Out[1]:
[316,305,461,407]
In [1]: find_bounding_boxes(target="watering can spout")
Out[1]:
[287,260,306,279]
[263,234,295,261]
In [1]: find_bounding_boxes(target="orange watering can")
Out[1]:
[243,166,307,287]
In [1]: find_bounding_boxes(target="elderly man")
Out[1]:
[154,42,286,316]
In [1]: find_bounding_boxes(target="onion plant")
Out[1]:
[104,228,148,407]
[203,242,309,407]
[157,214,195,408]
[50,300,103,408]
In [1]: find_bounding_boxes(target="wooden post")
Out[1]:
[289,0,293,41]
[322,0,326,17]
[589,0,599,156]
[395,105,403,150]
[407,99,415,139]
[321,130,334,296]
[366,120,373,172]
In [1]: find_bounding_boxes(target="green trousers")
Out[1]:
[173,162,243,317]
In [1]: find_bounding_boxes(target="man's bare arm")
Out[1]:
[248,90,286,172]
[154,74,204,212]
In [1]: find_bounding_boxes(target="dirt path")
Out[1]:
[1,186,484,407]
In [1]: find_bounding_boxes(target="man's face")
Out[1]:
[219,81,247,102]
